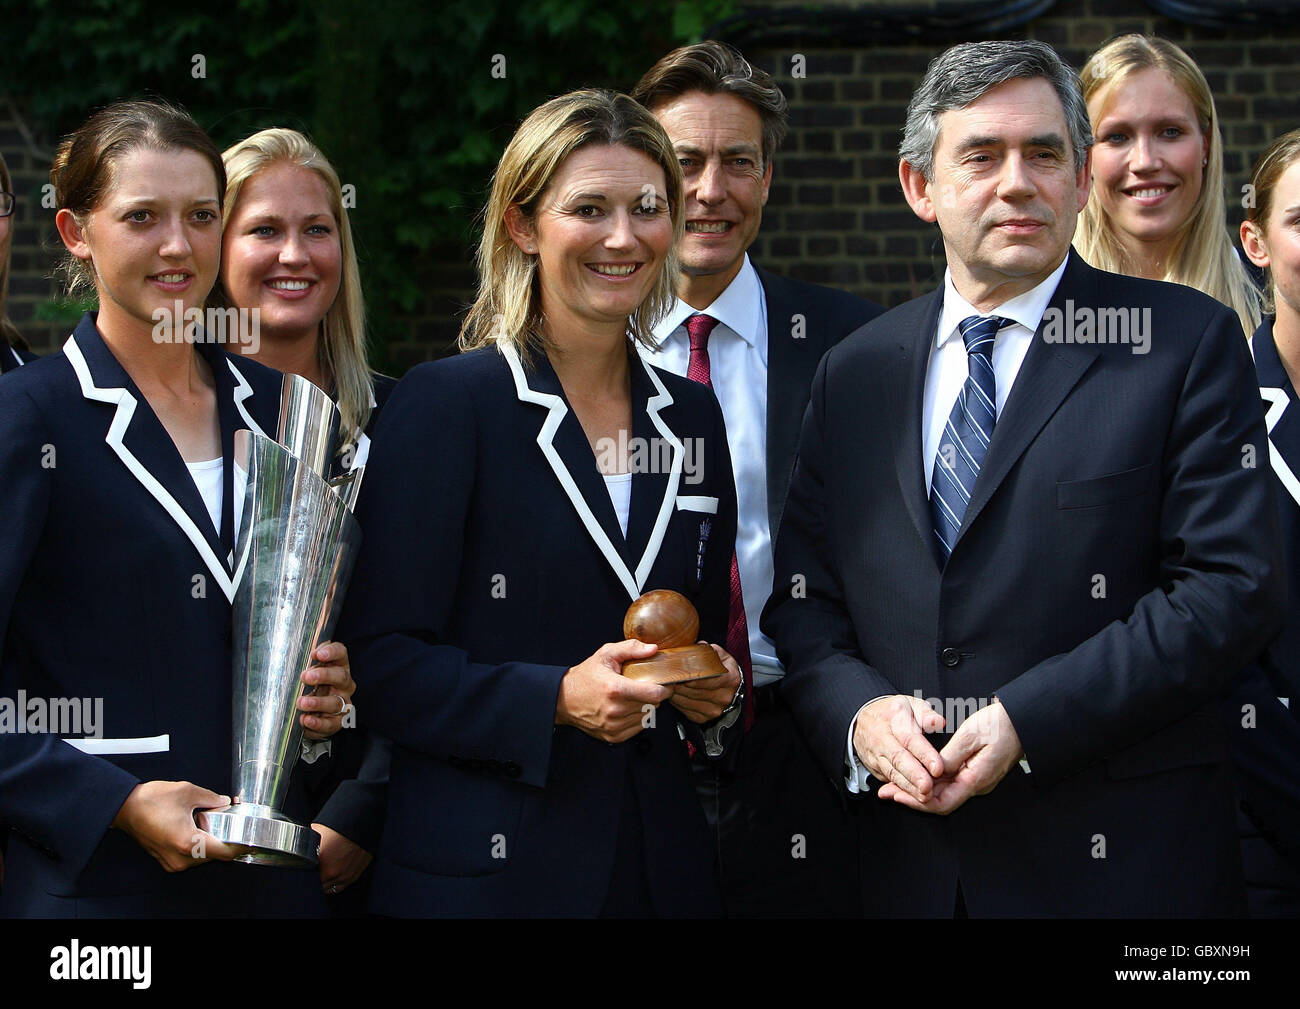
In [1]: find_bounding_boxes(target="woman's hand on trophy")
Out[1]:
[314,822,373,894]
[298,641,355,740]
[111,781,240,871]
[668,644,742,723]
[556,639,673,744]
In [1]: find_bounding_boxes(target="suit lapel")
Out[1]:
[891,290,944,565]
[62,314,271,602]
[500,343,681,602]
[760,266,822,541]
[956,255,1100,546]
[1253,318,1300,509]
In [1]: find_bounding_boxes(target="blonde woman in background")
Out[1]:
[1077,34,1261,337]
[217,128,393,470]
[216,127,395,909]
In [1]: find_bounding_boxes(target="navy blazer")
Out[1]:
[763,253,1285,916]
[0,313,325,917]
[1222,317,1300,876]
[1,343,36,374]
[338,343,738,917]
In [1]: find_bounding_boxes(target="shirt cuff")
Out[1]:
[845,715,873,793]
[300,738,333,764]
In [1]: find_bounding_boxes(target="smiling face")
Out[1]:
[56,146,222,340]
[220,162,342,346]
[900,76,1091,311]
[1088,67,1209,268]
[649,90,771,306]
[511,143,672,342]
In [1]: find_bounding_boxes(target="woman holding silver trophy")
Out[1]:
[0,98,355,916]
[338,89,744,917]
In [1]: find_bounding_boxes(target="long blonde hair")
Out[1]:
[460,89,683,364]
[1077,35,1261,337]
[217,128,373,441]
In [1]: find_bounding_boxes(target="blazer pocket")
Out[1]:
[385,753,528,877]
[675,495,719,514]
[1056,463,1154,510]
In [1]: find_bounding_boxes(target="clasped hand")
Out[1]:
[555,640,742,743]
[853,694,1023,815]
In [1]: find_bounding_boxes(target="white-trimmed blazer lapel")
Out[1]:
[499,342,683,602]
[63,318,270,603]
[1254,320,1300,510]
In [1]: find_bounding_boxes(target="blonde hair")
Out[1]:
[459,89,683,363]
[217,128,373,442]
[0,149,24,351]
[1244,129,1300,316]
[1077,35,1261,337]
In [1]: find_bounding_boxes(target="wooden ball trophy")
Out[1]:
[621,589,727,684]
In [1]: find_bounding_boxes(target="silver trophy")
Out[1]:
[197,375,364,866]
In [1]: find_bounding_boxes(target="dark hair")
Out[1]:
[50,98,225,295]
[631,41,788,169]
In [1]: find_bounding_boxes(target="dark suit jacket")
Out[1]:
[0,313,326,917]
[1,343,36,374]
[337,343,739,917]
[1222,317,1300,876]
[762,252,1285,917]
[754,265,884,543]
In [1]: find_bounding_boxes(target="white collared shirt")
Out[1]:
[844,254,1069,792]
[922,253,1071,493]
[641,254,782,685]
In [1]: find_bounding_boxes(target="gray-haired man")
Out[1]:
[763,39,1281,915]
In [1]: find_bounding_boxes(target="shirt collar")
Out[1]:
[936,251,1072,349]
[653,254,765,357]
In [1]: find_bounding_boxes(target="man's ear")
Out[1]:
[899,160,937,223]
[1075,146,1093,213]
[55,208,92,261]
[1240,219,1270,270]
[503,205,536,255]
[759,158,773,207]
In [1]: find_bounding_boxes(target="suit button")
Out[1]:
[502,761,522,778]
[635,736,653,755]
[941,647,961,668]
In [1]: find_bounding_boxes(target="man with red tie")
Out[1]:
[632,41,883,917]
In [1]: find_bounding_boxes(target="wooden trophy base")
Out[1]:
[623,643,727,685]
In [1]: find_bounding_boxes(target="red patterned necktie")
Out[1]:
[685,313,755,730]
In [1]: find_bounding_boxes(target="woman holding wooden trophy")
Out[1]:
[338,89,743,917]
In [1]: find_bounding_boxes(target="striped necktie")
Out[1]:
[930,314,1012,563]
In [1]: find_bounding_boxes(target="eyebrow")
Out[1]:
[673,143,761,158]
[116,194,220,204]
[955,133,1066,154]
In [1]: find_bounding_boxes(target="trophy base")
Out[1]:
[197,803,320,867]
[623,644,727,685]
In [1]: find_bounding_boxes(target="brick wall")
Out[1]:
[5,0,1300,367]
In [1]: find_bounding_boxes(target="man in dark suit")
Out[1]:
[762,39,1284,916]
[632,41,883,917]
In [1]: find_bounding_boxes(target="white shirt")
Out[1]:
[8,346,23,369]
[186,457,248,544]
[844,253,1070,792]
[603,472,632,537]
[642,255,782,685]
